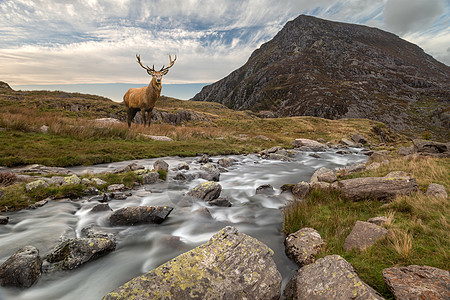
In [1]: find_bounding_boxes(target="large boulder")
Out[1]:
[109,206,173,226]
[284,255,384,300]
[46,238,116,270]
[187,181,222,201]
[285,227,324,267]
[343,221,388,251]
[0,246,42,288]
[292,139,327,152]
[199,163,221,181]
[336,171,418,201]
[383,265,450,299]
[103,226,282,300]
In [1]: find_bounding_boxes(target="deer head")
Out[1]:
[136,54,177,84]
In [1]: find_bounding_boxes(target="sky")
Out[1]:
[0,0,449,101]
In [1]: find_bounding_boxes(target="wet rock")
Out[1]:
[176,162,190,170]
[196,154,211,164]
[367,216,389,226]
[398,146,414,156]
[413,139,450,156]
[109,206,173,226]
[309,153,321,158]
[292,182,310,199]
[217,157,235,168]
[25,179,49,191]
[112,163,145,174]
[310,167,337,183]
[208,197,232,207]
[187,181,222,201]
[383,265,450,299]
[107,184,125,192]
[173,172,187,181]
[198,163,221,181]
[0,246,42,288]
[89,194,108,202]
[153,159,169,172]
[91,178,107,185]
[256,184,275,195]
[81,226,116,242]
[193,207,212,219]
[89,203,112,214]
[109,192,127,200]
[336,172,418,201]
[46,238,116,270]
[336,149,350,155]
[142,171,159,184]
[0,216,9,224]
[343,221,388,251]
[426,183,448,199]
[268,153,291,161]
[284,255,384,300]
[28,199,49,209]
[351,134,367,144]
[103,226,282,300]
[285,227,324,267]
[292,138,327,152]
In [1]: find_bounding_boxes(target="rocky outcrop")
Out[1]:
[292,139,327,152]
[191,15,450,140]
[383,265,450,299]
[412,139,450,157]
[46,238,116,270]
[285,227,324,267]
[336,171,418,201]
[187,181,222,201]
[0,246,42,288]
[343,221,388,251]
[108,206,173,226]
[284,255,384,300]
[103,226,282,300]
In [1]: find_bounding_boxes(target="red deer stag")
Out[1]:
[124,54,176,127]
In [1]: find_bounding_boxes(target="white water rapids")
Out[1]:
[0,149,368,300]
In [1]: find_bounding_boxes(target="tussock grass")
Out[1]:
[283,156,450,298]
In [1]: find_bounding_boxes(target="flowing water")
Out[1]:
[0,149,368,300]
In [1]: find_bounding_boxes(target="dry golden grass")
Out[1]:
[389,229,413,260]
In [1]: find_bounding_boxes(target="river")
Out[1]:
[0,148,368,300]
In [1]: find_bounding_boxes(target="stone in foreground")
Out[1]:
[187,181,222,201]
[103,226,282,300]
[109,206,173,226]
[0,246,42,288]
[344,221,388,251]
[284,255,384,300]
[285,227,324,267]
[383,265,450,299]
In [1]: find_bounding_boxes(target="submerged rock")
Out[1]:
[0,246,42,288]
[103,226,282,300]
[109,206,173,226]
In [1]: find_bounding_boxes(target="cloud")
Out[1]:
[383,0,445,34]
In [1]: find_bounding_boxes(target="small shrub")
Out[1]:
[157,169,167,180]
[0,172,17,186]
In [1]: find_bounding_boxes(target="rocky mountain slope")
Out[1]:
[191,15,450,140]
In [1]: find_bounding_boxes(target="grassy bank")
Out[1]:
[283,155,450,298]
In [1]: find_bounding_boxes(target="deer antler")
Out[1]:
[160,54,177,74]
[136,54,155,74]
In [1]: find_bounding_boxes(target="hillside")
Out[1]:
[191,15,450,141]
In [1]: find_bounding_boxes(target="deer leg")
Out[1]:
[147,108,153,127]
[141,109,147,127]
[128,108,138,127]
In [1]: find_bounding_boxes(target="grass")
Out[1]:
[283,156,450,298]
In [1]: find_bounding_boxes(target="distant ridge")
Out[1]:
[191,15,450,139]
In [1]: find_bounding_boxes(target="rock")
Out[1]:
[196,154,211,164]
[340,138,355,147]
[173,172,187,181]
[193,207,212,218]
[0,216,9,224]
[176,162,190,170]
[208,197,232,207]
[29,199,49,209]
[12,164,72,175]
[25,179,49,191]
[142,171,159,184]
[217,158,235,168]
[413,139,450,156]
[89,194,108,202]
[63,174,81,185]
[0,246,42,288]
[93,118,121,124]
[103,226,282,300]
[46,237,116,270]
[309,153,321,158]
[317,138,327,143]
[292,182,310,199]
[109,206,173,226]
[367,216,388,226]
[398,146,414,156]
[426,183,448,199]
[268,153,291,161]
[342,163,366,174]
[153,159,169,172]
[198,170,220,182]
[112,163,145,174]
[256,184,275,195]
[81,226,116,242]
[336,150,351,155]
[141,135,173,141]
[81,178,91,185]
[370,150,390,162]
[284,255,384,300]
[310,167,337,183]
[285,227,324,267]
[343,221,388,251]
[351,134,367,144]
[336,172,418,201]
[107,184,125,192]
[383,265,450,299]
[256,134,271,141]
[310,181,332,191]
[49,176,65,185]
[187,181,222,201]
[366,162,381,170]
[89,203,112,213]
[109,192,127,200]
[292,138,327,152]
[91,178,107,185]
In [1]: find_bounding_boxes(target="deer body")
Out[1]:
[124,54,176,127]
